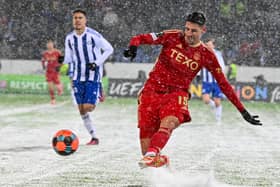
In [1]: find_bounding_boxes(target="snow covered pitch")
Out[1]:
[0,95,279,187]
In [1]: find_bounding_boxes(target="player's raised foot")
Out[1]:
[50,99,56,105]
[86,137,99,145]
[138,154,169,169]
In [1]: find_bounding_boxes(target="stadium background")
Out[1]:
[0,0,279,66]
[0,0,279,102]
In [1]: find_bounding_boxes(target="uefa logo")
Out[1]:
[271,86,280,103]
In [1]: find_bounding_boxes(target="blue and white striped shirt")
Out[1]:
[201,49,225,83]
[64,27,113,82]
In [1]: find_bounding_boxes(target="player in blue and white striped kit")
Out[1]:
[201,38,225,123]
[64,9,113,145]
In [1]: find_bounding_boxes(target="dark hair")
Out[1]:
[186,12,206,26]
[47,39,55,47]
[47,39,54,43]
[72,9,87,17]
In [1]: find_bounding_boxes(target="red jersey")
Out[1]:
[129,30,245,112]
[41,49,61,74]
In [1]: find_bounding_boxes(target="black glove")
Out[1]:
[58,55,64,64]
[87,63,97,71]
[55,66,60,72]
[241,109,262,126]
[123,45,137,61]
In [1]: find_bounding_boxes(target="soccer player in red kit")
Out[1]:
[42,40,63,104]
[124,12,262,168]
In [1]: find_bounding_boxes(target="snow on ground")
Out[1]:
[0,97,279,187]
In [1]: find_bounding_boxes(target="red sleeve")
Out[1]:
[204,50,245,112]
[129,30,183,47]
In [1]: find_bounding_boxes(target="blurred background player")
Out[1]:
[124,12,262,168]
[227,60,237,84]
[200,38,225,123]
[64,9,113,145]
[41,39,63,105]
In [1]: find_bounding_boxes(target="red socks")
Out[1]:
[147,127,172,154]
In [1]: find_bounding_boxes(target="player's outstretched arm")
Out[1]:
[214,73,262,126]
[123,31,177,61]
[123,33,155,61]
[205,52,262,126]
[219,78,262,126]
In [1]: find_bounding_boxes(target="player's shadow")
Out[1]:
[0,146,50,153]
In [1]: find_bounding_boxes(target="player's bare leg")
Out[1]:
[203,94,222,123]
[79,104,99,145]
[202,94,215,110]
[48,82,56,105]
[139,116,180,168]
[79,104,96,114]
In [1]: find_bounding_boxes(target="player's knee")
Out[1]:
[79,108,87,115]
[85,104,96,112]
[202,95,210,104]
[203,98,210,104]
[78,105,94,115]
[214,99,221,107]
[88,107,94,112]
[160,116,180,130]
[89,105,96,112]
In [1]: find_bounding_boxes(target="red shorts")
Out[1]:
[46,72,60,84]
[138,90,191,139]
